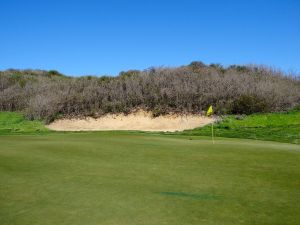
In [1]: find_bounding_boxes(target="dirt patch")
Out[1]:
[47,110,214,132]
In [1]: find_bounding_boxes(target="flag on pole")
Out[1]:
[206,105,213,117]
[206,105,215,144]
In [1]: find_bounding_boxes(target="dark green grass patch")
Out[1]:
[0,133,300,225]
[159,192,221,200]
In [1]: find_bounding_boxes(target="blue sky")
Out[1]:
[0,0,299,75]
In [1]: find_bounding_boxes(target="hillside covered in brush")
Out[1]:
[0,62,299,122]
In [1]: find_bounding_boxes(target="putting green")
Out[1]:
[0,133,299,225]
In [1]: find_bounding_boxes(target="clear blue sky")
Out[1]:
[0,0,299,75]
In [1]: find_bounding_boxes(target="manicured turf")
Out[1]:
[0,133,300,225]
[178,109,300,144]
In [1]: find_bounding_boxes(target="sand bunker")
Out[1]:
[47,110,214,132]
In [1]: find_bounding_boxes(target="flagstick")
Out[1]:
[211,121,215,144]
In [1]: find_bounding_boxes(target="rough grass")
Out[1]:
[0,112,49,135]
[0,110,300,144]
[0,133,300,225]
[177,109,300,144]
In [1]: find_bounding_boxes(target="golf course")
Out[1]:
[1,1,300,224]
[1,111,300,225]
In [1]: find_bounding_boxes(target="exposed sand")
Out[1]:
[47,110,214,132]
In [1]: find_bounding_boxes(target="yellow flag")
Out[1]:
[206,105,213,117]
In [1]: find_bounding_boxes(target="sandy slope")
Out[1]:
[47,110,214,132]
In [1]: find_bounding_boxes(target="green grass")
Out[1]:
[0,133,300,225]
[1,111,300,224]
[0,110,299,144]
[0,112,49,135]
[178,109,300,144]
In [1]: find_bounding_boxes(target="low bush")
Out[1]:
[231,95,270,114]
[0,63,299,122]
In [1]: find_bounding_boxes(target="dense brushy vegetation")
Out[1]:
[0,63,299,123]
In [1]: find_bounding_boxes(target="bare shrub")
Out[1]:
[0,64,299,122]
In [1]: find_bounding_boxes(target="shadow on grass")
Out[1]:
[159,192,221,200]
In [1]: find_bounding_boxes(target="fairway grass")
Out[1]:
[1,133,300,225]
